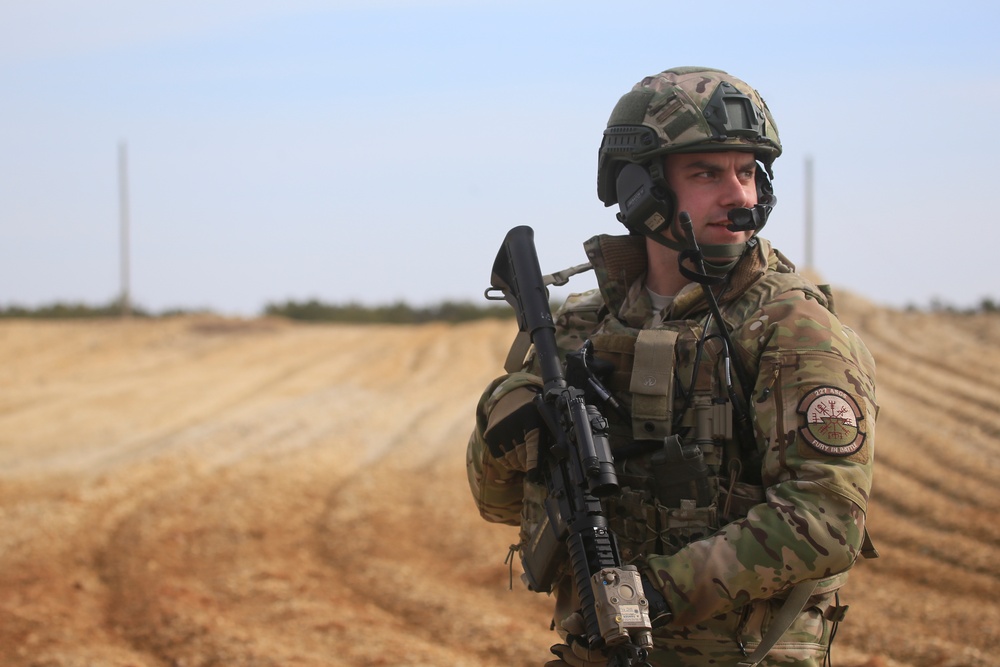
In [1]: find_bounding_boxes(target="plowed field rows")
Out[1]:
[1,297,997,666]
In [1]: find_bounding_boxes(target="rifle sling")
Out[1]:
[736,581,818,667]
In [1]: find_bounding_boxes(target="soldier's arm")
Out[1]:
[645,291,877,625]
[467,288,604,524]
[466,372,543,525]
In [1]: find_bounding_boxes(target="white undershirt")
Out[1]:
[647,287,675,328]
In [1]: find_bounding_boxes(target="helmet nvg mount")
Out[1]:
[597,67,782,273]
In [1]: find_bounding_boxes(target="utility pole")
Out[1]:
[804,155,814,270]
[118,141,131,317]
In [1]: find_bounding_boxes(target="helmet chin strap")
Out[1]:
[695,184,777,279]
[641,212,750,282]
[636,213,747,285]
[677,197,775,284]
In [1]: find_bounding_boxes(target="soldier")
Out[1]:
[467,67,877,666]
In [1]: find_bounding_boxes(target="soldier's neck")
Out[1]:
[644,238,690,297]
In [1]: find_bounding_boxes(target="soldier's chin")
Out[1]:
[703,225,749,245]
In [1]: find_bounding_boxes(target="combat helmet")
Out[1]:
[597,67,782,272]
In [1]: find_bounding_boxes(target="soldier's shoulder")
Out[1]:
[554,289,607,352]
[555,288,606,327]
[556,287,605,315]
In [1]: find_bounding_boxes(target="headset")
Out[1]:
[613,158,777,247]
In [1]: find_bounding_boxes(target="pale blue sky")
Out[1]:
[2,1,998,314]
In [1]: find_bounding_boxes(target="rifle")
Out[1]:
[486,225,654,667]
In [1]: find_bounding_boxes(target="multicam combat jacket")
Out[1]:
[467,234,877,665]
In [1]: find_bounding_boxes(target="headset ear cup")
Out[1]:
[614,163,674,236]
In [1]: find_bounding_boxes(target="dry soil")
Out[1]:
[1,296,998,666]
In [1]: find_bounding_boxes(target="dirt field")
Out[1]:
[1,294,998,666]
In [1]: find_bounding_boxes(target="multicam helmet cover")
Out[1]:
[597,67,782,207]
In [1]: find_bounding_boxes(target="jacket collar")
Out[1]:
[582,234,786,326]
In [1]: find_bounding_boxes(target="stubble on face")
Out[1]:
[663,151,758,247]
[642,151,760,296]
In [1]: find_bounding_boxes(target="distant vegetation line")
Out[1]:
[260,299,514,323]
[2,296,998,321]
[0,298,516,323]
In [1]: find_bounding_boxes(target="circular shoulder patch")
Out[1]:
[796,386,866,457]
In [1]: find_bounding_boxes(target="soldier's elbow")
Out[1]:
[815,501,867,575]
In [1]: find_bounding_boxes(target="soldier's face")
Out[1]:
[663,151,758,247]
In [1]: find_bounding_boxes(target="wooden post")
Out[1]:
[118,141,131,317]
[804,155,814,270]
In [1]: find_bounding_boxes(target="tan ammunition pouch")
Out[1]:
[628,329,678,441]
